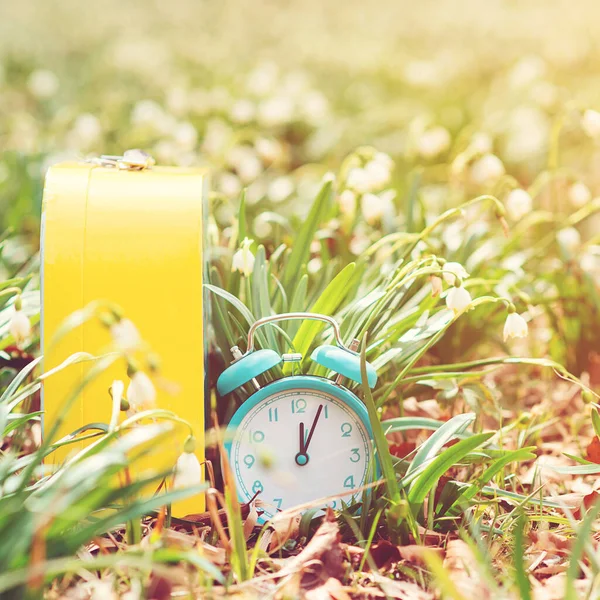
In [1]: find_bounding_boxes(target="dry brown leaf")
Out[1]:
[278,509,344,581]
[443,539,490,598]
[398,545,444,566]
[528,530,571,557]
[305,577,353,600]
[371,573,434,599]
[264,508,301,554]
[586,436,600,464]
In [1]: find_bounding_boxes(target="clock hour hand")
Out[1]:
[295,422,308,466]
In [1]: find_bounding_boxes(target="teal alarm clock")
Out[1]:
[217,313,378,521]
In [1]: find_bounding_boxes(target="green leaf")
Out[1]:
[280,178,333,292]
[406,413,476,477]
[283,262,356,375]
[407,432,494,505]
[513,512,532,600]
[592,408,600,438]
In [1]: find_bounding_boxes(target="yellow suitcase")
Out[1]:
[41,152,207,515]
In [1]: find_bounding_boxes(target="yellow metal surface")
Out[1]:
[42,162,206,515]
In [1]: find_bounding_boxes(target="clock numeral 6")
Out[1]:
[340,422,352,437]
[249,430,265,443]
[243,454,255,468]
[343,475,355,489]
[349,448,360,463]
[252,480,264,494]
[291,398,307,414]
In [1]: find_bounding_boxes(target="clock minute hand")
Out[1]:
[303,404,323,452]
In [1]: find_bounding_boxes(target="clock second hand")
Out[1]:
[295,404,323,467]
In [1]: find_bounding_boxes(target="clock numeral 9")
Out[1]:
[248,430,265,443]
[340,422,352,437]
[343,475,355,489]
[291,398,307,414]
[349,448,360,463]
[243,454,255,468]
[252,480,264,494]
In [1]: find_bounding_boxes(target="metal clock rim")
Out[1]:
[244,312,349,355]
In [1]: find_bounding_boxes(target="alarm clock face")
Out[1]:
[226,378,373,521]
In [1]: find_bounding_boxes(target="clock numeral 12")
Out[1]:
[268,407,278,422]
[291,398,307,413]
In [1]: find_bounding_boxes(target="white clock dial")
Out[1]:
[229,387,372,520]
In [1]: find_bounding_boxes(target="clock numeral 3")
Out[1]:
[343,475,355,489]
[291,398,307,414]
[252,480,264,494]
[268,407,278,422]
[349,448,360,463]
[249,430,265,443]
[340,422,352,437]
[243,454,255,468]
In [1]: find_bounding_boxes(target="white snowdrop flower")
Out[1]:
[307,257,323,274]
[374,152,394,170]
[127,371,157,412]
[230,99,256,124]
[268,176,294,203]
[236,153,262,183]
[338,189,356,216]
[255,137,281,163]
[253,215,273,238]
[442,262,469,286]
[470,132,493,154]
[508,55,546,89]
[557,227,581,252]
[72,113,101,145]
[87,579,118,600]
[470,154,505,185]
[568,182,592,208]
[232,238,255,276]
[219,172,242,197]
[582,110,600,138]
[417,126,451,158]
[131,99,165,127]
[258,96,294,127]
[173,121,197,150]
[247,62,278,96]
[430,275,443,297]
[346,168,371,194]
[110,318,141,352]
[505,188,533,221]
[364,159,391,189]
[9,308,32,345]
[361,192,387,225]
[503,312,529,342]
[27,69,59,98]
[173,452,202,489]
[446,285,472,313]
[580,249,599,273]
[201,118,232,155]
[302,91,329,124]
